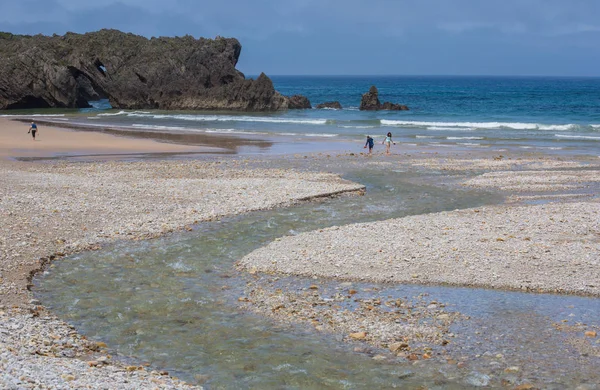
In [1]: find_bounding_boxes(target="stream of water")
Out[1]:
[34,166,600,389]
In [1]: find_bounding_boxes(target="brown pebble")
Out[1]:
[349,332,367,340]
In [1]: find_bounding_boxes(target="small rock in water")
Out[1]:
[584,331,597,338]
[465,372,491,387]
[513,384,536,390]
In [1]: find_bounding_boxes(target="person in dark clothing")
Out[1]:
[28,122,38,140]
[364,135,374,154]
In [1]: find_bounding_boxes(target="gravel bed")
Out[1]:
[239,200,600,296]
[0,308,193,389]
[0,158,363,389]
[240,278,462,361]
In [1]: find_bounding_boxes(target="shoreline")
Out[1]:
[2,117,600,387]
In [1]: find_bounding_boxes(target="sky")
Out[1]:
[1,0,599,76]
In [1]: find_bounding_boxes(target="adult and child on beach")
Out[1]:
[364,132,395,155]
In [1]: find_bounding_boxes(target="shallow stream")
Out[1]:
[35,166,600,389]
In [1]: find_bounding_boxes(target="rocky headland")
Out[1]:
[359,85,409,111]
[0,30,308,111]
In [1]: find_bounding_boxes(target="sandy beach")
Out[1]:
[0,118,227,160]
[1,116,600,388]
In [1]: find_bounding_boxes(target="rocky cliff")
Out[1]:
[0,30,300,111]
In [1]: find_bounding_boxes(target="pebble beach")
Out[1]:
[2,116,600,388]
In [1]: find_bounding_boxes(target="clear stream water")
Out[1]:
[34,166,600,389]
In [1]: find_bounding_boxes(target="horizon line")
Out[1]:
[247,73,600,79]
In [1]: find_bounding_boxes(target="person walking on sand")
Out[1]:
[382,132,395,155]
[364,135,374,155]
[28,121,38,140]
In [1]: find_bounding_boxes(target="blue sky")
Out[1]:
[1,0,599,76]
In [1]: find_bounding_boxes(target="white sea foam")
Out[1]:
[447,136,484,140]
[461,143,487,147]
[122,112,328,125]
[415,135,435,139]
[427,126,477,131]
[304,133,338,137]
[97,110,128,116]
[338,125,377,129]
[555,134,600,140]
[382,120,580,131]
[131,124,189,131]
[204,129,268,135]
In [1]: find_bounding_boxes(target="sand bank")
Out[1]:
[0,118,225,160]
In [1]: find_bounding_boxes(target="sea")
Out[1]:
[4,75,600,155]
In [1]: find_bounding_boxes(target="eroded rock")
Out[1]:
[359,85,408,111]
[316,101,342,109]
[0,30,302,111]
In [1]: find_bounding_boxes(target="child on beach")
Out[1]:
[382,132,395,155]
[28,122,38,140]
[364,135,374,154]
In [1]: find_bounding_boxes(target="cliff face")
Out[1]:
[0,30,292,111]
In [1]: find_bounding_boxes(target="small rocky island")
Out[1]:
[316,101,343,109]
[360,86,409,111]
[0,30,309,111]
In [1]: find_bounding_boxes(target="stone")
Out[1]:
[349,331,367,340]
[359,85,409,111]
[287,94,312,109]
[389,342,409,353]
[316,101,343,109]
[380,102,409,110]
[359,86,381,111]
[513,384,536,390]
[465,372,491,387]
[0,30,302,111]
[584,331,597,337]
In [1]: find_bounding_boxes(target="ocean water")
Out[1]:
[5,76,600,154]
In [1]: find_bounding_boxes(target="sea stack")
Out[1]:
[359,85,409,111]
[0,30,309,111]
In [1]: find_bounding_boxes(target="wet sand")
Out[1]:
[0,118,230,160]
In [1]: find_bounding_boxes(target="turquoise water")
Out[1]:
[3,76,599,154]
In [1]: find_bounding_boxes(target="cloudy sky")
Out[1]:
[1,0,599,76]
